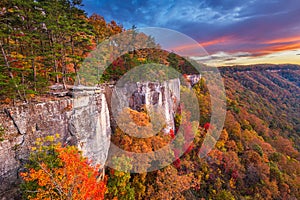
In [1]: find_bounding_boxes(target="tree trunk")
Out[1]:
[61,40,66,89]
[32,58,36,91]
[71,36,80,85]
[0,41,24,101]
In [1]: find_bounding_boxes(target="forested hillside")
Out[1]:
[103,66,300,199]
[213,65,300,199]
[221,65,300,150]
[0,0,123,102]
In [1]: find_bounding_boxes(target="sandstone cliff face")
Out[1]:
[107,78,180,133]
[70,92,111,166]
[0,90,111,198]
[0,79,181,199]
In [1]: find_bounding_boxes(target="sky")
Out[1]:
[82,0,300,66]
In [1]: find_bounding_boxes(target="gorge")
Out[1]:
[0,79,181,198]
[0,64,300,199]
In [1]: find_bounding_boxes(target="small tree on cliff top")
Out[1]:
[20,135,107,200]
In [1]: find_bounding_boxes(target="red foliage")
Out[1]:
[185,143,194,154]
[169,129,175,139]
[203,122,210,131]
[173,159,181,168]
[231,170,239,179]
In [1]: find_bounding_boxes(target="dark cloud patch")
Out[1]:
[224,57,236,61]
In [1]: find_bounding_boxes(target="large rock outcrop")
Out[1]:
[106,78,180,133]
[0,89,111,199]
[0,78,181,199]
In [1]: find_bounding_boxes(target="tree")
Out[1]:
[106,155,135,200]
[20,135,107,200]
[0,0,109,100]
[88,14,123,44]
[145,165,193,200]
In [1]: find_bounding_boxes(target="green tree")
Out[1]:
[106,155,135,200]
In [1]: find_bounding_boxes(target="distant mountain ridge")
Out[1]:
[220,64,300,149]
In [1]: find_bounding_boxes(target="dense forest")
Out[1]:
[0,0,123,102]
[1,0,300,200]
[103,64,300,199]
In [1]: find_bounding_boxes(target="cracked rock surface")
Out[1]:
[0,91,111,199]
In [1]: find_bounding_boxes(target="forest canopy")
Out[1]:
[0,0,123,101]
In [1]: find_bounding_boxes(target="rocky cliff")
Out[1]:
[0,88,111,198]
[107,78,180,133]
[0,78,181,198]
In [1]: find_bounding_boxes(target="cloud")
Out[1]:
[83,0,256,28]
[265,35,300,44]
[82,0,300,62]
[192,49,300,66]
[191,51,252,64]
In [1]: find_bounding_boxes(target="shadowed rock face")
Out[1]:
[0,91,111,198]
[186,74,201,87]
[110,79,180,133]
[129,88,146,111]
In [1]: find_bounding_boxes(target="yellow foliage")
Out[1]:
[137,57,146,62]
[229,178,236,189]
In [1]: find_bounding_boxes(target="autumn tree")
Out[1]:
[106,155,135,200]
[145,165,193,200]
[0,0,123,101]
[20,135,107,200]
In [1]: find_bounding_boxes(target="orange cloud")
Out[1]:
[251,42,300,56]
[170,34,300,59]
[200,36,233,47]
[170,36,233,52]
[265,35,300,44]
[249,35,300,55]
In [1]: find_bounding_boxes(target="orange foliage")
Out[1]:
[21,145,107,200]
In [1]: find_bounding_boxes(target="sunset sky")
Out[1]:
[83,0,300,66]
